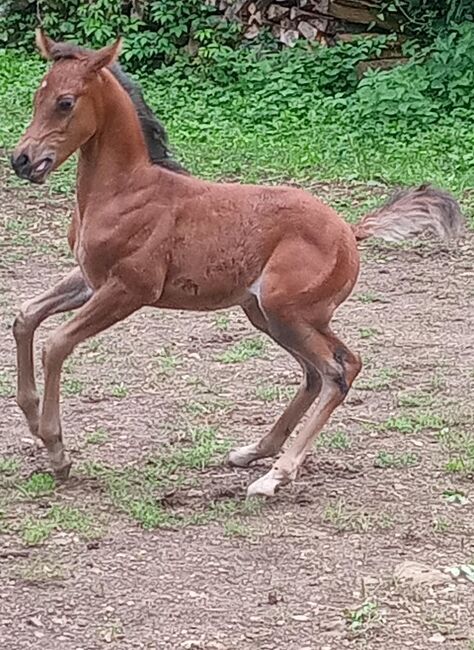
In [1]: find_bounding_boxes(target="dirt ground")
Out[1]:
[0,161,473,650]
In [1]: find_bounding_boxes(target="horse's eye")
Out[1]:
[57,96,75,112]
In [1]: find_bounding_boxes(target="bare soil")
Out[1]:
[0,163,473,650]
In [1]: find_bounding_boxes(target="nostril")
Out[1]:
[11,151,30,175]
[16,153,30,169]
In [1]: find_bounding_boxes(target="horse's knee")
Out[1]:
[12,304,34,342]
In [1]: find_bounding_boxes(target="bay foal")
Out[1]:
[11,32,463,497]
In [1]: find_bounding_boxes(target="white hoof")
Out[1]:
[228,443,261,468]
[247,469,287,498]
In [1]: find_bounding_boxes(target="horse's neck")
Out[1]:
[76,70,150,213]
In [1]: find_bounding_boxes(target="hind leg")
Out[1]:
[247,326,361,497]
[229,296,322,467]
[243,236,361,496]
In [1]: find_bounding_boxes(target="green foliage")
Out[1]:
[380,1,473,42]
[0,0,239,70]
[0,21,473,224]
[354,24,474,131]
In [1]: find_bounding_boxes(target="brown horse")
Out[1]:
[11,31,463,497]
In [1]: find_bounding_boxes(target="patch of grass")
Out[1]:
[356,291,382,304]
[185,398,231,417]
[0,457,20,475]
[154,346,180,375]
[374,451,419,469]
[214,313,230,331]
[63,376,84,397]
[438,429,474,475]
[109,382,128,398]
[217,337,266,364]
[223,519,252,538]
[17,559,68,583]
[48,505,99,537]
[317,430,351,450]
[20,505,99,546]
[17,472,56,498]
[382,412,445,434]
[150,425,231,473]
[128,499,172,529]
[85,427,109,445]
[359,327,379,339]
[255,384,297,402]
[397,391,434,408]
[21,517,54,546]
[0,371,14,397]
[323,499,392,533]
[433,517,451,534]
[345,600,381,634]
[430,371,448,392]
[78,428,261,530]
[442,489,469,506]
[357,367,399,391]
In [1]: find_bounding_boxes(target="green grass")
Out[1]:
[77,425,254,530]
[0,371,14,398]
[356,367,400,391]
[63,376,84,396]
[154,346,180,375]
[356,291,383,304]
[397,391,434,408]
[345,600,382,634]
[20,505,98,545]
[17,472,56,498]
[184,398,231,416]
[214,313,230,331]
[438,429,474,475]
[374,451,419,469]
[359,327,379,340]
[0,457,20,475]
[1,44,472,228]
[109,382,129,398]
[381,412,445,434]
[323,499,392,533]
[85,427,109,445]
[317,430,351,451]
[217,337,266,364]
[255,384,297,402]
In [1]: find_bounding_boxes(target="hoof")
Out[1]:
[247,469,287,498]
[51,452,72,482]
[228,443,260,468]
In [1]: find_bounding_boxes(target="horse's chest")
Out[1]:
[74,229,109,290]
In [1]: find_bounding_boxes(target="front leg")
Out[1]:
[38,279,142,478]
[13,268,92,438]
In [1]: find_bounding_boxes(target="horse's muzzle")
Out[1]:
[10,150,54,184]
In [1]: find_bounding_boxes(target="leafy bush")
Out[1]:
[1,21,474,214]
[380,1,473,41]
[0,0,239,70]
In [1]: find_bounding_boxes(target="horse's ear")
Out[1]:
[87,37,123,72]
[35,28,56,60]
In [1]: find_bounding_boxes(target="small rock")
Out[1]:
[394,561,451,587]
[290,613,310,622]
[429,632,446,644]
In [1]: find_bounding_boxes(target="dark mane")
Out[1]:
[48,42,188,174]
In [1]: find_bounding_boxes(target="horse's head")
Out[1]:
[11,30,122,184]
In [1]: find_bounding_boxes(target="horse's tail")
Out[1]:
[351,184,465,242]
